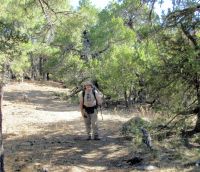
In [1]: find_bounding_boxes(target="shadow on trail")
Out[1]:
[4,119,131,172]
[4,90,78,112]
[4,118,196,172]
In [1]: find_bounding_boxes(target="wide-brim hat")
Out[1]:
[83,81,93,86]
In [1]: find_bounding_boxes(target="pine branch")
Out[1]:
[41,0,73,16]
[165,4,200,27]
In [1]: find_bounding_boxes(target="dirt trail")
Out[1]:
[3,81,135,172]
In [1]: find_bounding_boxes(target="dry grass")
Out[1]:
[119,105,200,172]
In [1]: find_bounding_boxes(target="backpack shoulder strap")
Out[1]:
[82,90,85,105]
[93,88,98,104]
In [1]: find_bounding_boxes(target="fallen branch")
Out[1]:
[156,108,197,132]
[178,107,199,116]
[184,159,200,167]
[156,114,180,132]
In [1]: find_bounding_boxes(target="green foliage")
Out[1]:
[121,117,151,136]
[46,53,86,85]
[90,45,138,98]
[90,14,135,51]
[10,53,30,77]
[144,25,200,113]
[78,0,92,8]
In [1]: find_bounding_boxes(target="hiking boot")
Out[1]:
[86,136,91,140]
[94,135,100,140]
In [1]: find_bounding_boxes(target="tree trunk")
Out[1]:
[128,88,132,105]
[180,24,200,136]
[128,86,137,105]
[29,53,35,80]
[124,90,128,108]
[47,73,50,81]
[194,84,200,132]
[39,57,43,76]
[43,73,47,81]
[0,85,4,172]
[183,78,200,137]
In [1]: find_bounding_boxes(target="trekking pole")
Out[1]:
[99,105,103,120]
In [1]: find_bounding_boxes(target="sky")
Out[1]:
[70,0,173,15]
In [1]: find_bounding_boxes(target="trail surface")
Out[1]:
[3,81,135,172]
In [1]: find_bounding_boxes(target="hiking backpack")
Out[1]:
[82,88,98,106]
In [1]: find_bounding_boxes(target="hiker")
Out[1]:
[79,81,102,140]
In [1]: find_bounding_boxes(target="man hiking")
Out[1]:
[79,81,102,140]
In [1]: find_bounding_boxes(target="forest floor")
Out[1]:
[2,81,200,172]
